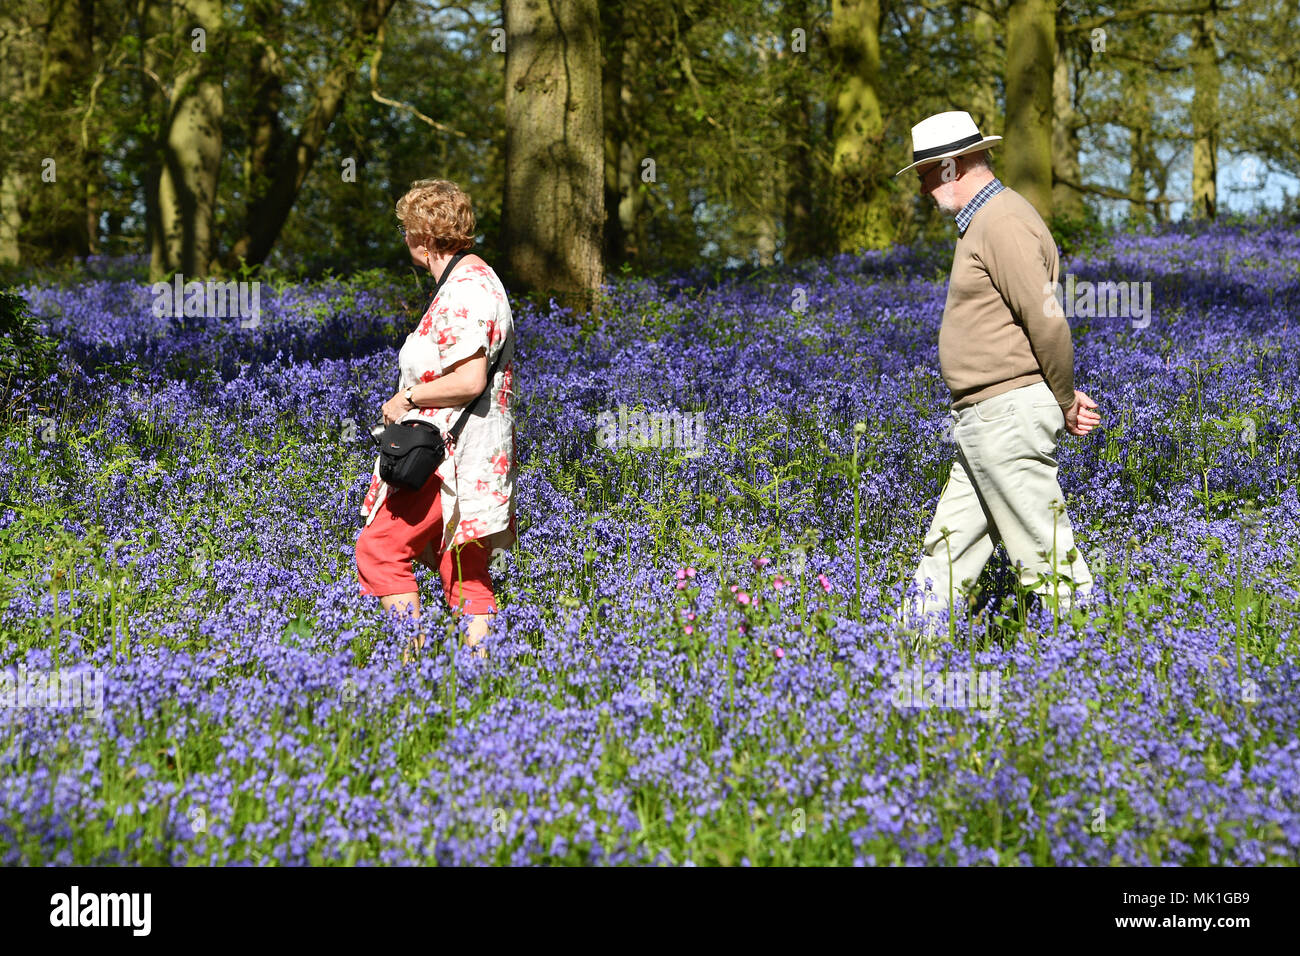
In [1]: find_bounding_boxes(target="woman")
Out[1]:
[356,179,517,657]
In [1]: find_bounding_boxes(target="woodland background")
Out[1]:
[1,0,1297,308]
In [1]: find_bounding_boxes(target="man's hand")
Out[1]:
[1064,389,1100,437]
[381,391,410,425]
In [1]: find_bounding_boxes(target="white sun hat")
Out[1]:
[895,110,1002,177]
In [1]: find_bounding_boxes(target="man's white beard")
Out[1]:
[933,184,961,216]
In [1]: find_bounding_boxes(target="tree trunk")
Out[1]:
[617,30,645,263]
[1152,159,1172,223]
[157,0,225,277]
[1128,71,1151,222]
[782,0,814,262]
[1128,129,1147,221]
[829,0,894,252]
[32,0,97,262]
[754,156,779,267]
[782,85,815,261]
[1190,1,1219,219]
[222,0,397,271]
[503,0,605,312]
[243,0,284,234]
[1051,29,1083,219]
[600,1,626,270]
[0,171,22,265]
[967,6,999,136]
[140,0,167,278]
[0,5,37,264]
[1004,0,1054,220]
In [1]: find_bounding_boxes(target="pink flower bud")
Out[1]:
[676,568,687,581]
[684,626,693,635]
[817,573,832,593]
[774,647,785,660]
[686,567,696,577]
[730,584,738,593]
[737,591,751,605]
[752,556,770,569]
[773,576,787,590]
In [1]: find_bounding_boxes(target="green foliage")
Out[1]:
[0,287,58,413]
[1050,206,1108,258]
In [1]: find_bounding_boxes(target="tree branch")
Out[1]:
[81,47,134,152]
[368,21,466,137]
[1053,174,1181,204]
[672,30,724,130]
[1062,4,1218,33]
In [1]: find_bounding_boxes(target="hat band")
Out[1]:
[912,132,985,163]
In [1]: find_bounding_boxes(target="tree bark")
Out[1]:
[156,0,225,277]
[782,0,814,262]
[31,0,97,262]
[503,0,605,312]
[617,30,645,262]
[826,0,889,252]
[782,85,815,261]
[1190,0,1219,219]
[139,0,167,278]
[0,5,39,264]
[1004,0,1054,220]
[1128,70,1151,222]
[829,0,893,252]
[221,0,398,271]
[967,6,999,136]
[1052,29,1083,219]
[600,0,626,270]
[244,0,285,235]
[0,171,23,266]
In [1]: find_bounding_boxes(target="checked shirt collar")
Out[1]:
[955,177,1005,236]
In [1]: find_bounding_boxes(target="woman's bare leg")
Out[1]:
[381,592,421,616]
[414,543,493,657]
[382,592,424,663]
[465,611,494,657]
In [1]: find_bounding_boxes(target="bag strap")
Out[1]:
[430,249,470,305]
[446,341,507,443]
[384,250,471,420]
[429,250,507,444]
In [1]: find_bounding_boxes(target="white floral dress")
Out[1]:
[360,260,517,554]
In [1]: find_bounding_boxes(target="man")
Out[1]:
[897,111,1100,628]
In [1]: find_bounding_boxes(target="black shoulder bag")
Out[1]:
[374,251,503,491]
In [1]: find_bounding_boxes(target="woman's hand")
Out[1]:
[381,353,485,425]
[381,391,410,425]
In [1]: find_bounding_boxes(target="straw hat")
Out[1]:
[895,110,1002,177]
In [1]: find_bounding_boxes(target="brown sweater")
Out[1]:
[938,187,1075,412]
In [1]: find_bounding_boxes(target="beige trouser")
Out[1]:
[908,380,1094,623]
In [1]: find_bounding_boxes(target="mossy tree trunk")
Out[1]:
[1190,0,1219,219]
[503,0,605,312]
[1004,0,1055,220]
[829,0,894,253]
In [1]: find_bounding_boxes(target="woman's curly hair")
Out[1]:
[395,180,476,255]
